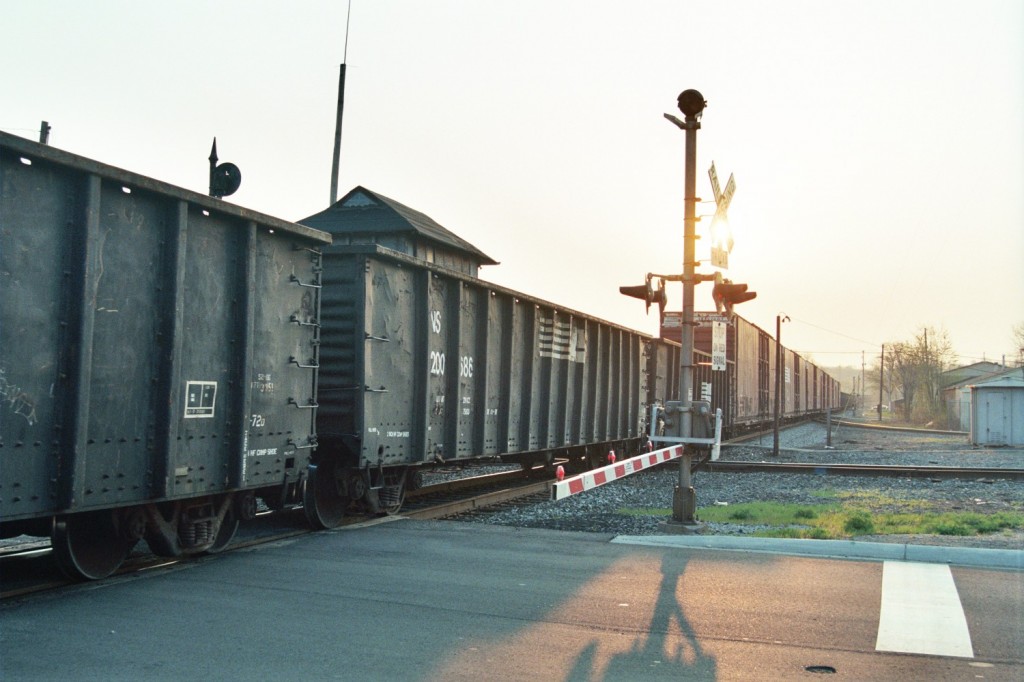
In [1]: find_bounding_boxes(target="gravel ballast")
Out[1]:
[462,422,1024,550]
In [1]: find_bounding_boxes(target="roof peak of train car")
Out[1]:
[300,186,498,275]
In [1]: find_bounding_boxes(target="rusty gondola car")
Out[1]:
[0,131,331,579]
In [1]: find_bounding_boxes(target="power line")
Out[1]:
[786,317,880,348]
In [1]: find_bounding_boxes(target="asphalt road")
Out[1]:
[1,519,1021,681]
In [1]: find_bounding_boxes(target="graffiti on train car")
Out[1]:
[0,367,38,426]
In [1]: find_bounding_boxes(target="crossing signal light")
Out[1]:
[620,276,667,321]
[712,273,756,315]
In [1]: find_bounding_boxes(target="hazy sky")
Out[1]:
[4,0,1022,370]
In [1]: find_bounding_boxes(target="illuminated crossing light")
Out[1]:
[711,272,756,315]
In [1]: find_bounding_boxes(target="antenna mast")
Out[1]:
[329,0,353,206]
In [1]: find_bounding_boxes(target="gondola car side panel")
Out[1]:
[0,130,329,533]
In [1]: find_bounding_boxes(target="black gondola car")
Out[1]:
[299,188,653,525]
[0,131,330,579]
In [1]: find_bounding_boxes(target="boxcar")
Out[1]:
[0,131,330,578]
[658,312,842,436]
[304,243,653,525]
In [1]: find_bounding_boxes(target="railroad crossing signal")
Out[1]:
[708,162,735,269]
[711,272,756,315]
[619,275,668,322]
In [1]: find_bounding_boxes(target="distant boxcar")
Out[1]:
[0,130,330,579]
[657,312,842,435]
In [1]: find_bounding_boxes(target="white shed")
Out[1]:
[970,374,1024,446]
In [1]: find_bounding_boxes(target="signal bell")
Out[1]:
[712,272,756,315]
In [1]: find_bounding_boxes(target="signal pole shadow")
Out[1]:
[565,551,717,681]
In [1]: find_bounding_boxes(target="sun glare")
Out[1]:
[707,216,734,256]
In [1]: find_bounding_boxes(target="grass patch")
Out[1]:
[844,511,875,534]
[692,500,1024,540]
[697,501,840,527]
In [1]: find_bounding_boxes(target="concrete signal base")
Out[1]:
[659,485,704,534]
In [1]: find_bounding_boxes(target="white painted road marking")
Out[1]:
[876,561,974,658]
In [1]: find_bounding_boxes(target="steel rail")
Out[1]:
[405,480,551,520]
[701,461,1024,481]
[407,469,527,498]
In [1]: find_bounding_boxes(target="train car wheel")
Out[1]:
[303,461,348,529]
[51,511,136,581]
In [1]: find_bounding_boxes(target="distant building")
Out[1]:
[300,186,497,277]
[940,361,1004,389]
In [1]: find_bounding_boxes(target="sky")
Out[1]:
[4,0,1022,373]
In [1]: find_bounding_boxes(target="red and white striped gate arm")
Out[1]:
[551,445,685,501]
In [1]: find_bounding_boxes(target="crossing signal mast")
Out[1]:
[617,89,759,528]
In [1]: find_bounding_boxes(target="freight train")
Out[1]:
[0,131,840,579]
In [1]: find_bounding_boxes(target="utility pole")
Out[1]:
[878,344,884,422]
[329,63,347,206]
[861,351,866,419]
[329,3,354,206]
[773,314,788,456]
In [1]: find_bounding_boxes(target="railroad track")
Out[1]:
[4,461,1017,599]
[406,471,551,519]
[1,470,548,600]
[699,461,1024,481]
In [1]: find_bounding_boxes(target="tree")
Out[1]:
[886,326,954,424]
[1013,322,1024,366]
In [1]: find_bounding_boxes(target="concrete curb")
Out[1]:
[610,535,1024,570]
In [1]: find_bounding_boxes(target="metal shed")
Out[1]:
[970,375,1024,446]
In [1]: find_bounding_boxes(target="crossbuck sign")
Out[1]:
[708,162,736,269]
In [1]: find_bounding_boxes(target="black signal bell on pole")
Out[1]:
[712,272,756,315]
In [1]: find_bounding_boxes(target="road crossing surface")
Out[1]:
[1,520,1020,680]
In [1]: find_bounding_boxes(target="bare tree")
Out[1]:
[886,326,954,423]
[1013,322,1024,366]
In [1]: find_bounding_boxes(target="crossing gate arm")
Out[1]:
[551,445,685,501]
